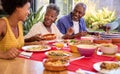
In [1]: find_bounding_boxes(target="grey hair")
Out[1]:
[46,3,60,15]
[75,2,87,11]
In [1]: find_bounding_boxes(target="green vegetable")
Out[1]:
[70,39,76,43]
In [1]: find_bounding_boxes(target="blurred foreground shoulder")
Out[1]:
[0,18,6,33]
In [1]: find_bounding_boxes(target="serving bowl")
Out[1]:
[81,36,95,42]
[69,41,80,53]
[69,40,93,53]
[99,43,118,54]
[111,38,120,43]
[69,44,78,53]
[77,44,98,57]
[93,38,112,44]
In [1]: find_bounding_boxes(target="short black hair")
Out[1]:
[47,3,60,16]
[1,0,32,15]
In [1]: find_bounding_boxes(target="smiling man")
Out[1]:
[57,2,88,38]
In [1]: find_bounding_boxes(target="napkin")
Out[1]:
[67,54,116,72]
[76,68,96,74]
[19,51,33,58]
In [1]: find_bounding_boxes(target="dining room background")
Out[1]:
[1,0,120,17]
[0,0,120,32]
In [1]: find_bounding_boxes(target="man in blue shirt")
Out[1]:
[57,2,88,39]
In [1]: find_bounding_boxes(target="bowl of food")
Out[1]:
[54,42,64,48]
[45,50,71,60]
[69,40,93,53]
[81,36,95,42]
[69,44,78,53]
[69,39,81,53]
[43,59,69,71]
[77,44,97,57]
[99,43,118,54]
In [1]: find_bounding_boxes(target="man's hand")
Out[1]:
[99,25,111,33]
[73,31,88,38]
[66,27,74,35]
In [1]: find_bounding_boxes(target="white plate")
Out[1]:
[102,35,120,38]
[22,45,51,52]
[101,33,120,38]
[93,61,120,74]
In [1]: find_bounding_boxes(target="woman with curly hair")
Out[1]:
[0,0,31,59]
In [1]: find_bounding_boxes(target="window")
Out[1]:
[36,0,49,11]
[55,0,73,17]
[0,0,7,17]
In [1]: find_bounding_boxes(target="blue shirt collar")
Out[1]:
[67,12,73,26]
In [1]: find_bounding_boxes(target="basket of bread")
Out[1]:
[41,34,56,40]
[43,58,69,71]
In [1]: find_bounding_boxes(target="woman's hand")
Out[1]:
[1,48,20,59]
[25,34,42,42]
[32,34,42,41]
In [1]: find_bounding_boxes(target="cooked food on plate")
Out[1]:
[22,45,50,52]
[45,50,71,59]
[27,46,48,51]
[41,34,56,40]
[100,62,120,70]
[93,61,120,74]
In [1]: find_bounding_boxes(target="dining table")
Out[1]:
[0,52,80,74]
[0,38,120,74]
